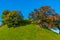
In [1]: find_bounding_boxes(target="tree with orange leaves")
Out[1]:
[28,6,56,28]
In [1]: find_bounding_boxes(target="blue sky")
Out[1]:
[0,0,60,19]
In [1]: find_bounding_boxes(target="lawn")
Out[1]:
[0,24,60,40]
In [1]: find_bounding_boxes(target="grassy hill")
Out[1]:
[0,24,60,40]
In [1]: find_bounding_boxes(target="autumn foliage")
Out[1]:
[28,6,60,29]
[1,6,60,29]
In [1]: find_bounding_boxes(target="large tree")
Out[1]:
[2,10,24,27]
[28,6,57,28]
[29,6,56,23]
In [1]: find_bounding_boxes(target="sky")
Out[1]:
[0,0,60,19]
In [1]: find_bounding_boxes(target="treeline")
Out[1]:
[1,6,60,28]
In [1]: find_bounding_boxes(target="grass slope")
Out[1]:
[0,24,60,40]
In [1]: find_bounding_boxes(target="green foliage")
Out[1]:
[2,10,24,28]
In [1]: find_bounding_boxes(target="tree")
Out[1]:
[29,6,55,21]
[28,6,57,28]
[2,10,24,28]
[2,10,10,25]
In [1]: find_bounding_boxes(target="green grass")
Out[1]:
[0,24,60,40]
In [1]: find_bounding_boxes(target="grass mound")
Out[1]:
[0,24,60,40]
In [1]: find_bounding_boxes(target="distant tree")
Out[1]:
[2,10,24,28]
